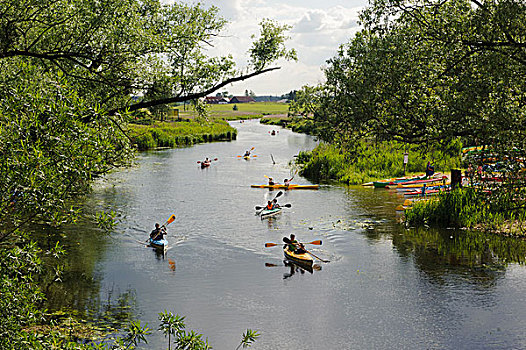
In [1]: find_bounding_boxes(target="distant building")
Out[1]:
[229,96,255,104]
[205,96,229,104]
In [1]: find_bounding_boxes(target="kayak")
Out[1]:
[251,184,319,190]
[373,175,427,188]
[148,237,168,250]
[243,155,250,160]
[200,162,210,168]
[260,207,282,219]
[283,246,313,266]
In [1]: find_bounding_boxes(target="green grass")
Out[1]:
[296,140,462,185]
[178,102,289,120]
[128,119,237,151]
[405,187,526,233]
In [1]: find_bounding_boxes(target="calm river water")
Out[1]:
[45,119,526,349]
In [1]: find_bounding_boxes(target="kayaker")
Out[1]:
[272,198,280,208]
[150,223,166,241]
[283,174,295,187]
[243,150,251,157]
[287,234,306,254]
[268,177,275,186]
[266,200,274,210]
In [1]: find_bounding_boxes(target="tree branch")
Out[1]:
[108,66,281,115]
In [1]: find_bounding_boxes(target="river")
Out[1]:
[44,119,526,349]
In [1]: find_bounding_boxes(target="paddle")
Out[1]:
[264,240,322,248]
[255,203,291,210]
[197,158,218,163]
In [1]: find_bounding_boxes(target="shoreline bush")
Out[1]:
[296,141,462,185]
[128,120,237,151]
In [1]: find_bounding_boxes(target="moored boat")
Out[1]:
[260,207,282,219]
[251,184,319,190]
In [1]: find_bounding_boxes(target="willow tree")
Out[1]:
[0,0,297,241]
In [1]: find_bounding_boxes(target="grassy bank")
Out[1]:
[128,119,236,151]
[178,102,289,120]
[260,116,315,134]
[296,141,462,185]
[405,188,526,236]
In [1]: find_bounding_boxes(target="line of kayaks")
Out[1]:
[366,173,445,188]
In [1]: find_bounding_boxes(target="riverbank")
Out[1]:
[128,119,237,151]
[260,115,315,135]
[294,142,462,185]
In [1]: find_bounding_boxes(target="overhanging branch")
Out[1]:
[108,66,281,116]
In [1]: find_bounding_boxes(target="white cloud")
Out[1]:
[177,0,367,94]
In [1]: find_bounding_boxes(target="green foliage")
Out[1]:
[0,241,45,349]
[406,188,526,234]
[0,66,133,240]
[298,141,461,185]
[236,329,260,350]
[128,120,237,151]
[406,187,526,232]
[249,19,297,71]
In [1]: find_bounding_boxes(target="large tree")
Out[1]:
[0,0,296,241]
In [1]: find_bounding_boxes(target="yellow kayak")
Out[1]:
[251,184,319,189]
[284,246,313,265]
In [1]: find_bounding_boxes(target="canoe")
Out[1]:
[260,207,282,219]
[148,237,168,250]
[283,246,313,266]
[373,175,427,188]
[251,184,319,190]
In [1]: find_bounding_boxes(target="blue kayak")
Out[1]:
[148,237,168,250]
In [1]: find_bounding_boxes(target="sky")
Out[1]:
[176,0,370,96]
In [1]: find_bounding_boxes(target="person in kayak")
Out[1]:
[150,223,166,241]
[287,234,306,254]
[272,198,280,208]
[266,200,274,210]
[243,150,251,157]
[283,174,295,187]
[268,177,275,185]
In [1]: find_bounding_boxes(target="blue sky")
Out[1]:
[176,0,370,95]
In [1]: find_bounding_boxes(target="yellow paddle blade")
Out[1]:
[167,214,176,224]
[264,175,269,179]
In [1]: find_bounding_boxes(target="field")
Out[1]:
[178,102,290,120]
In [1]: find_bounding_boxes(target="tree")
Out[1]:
[0,0,297,241]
